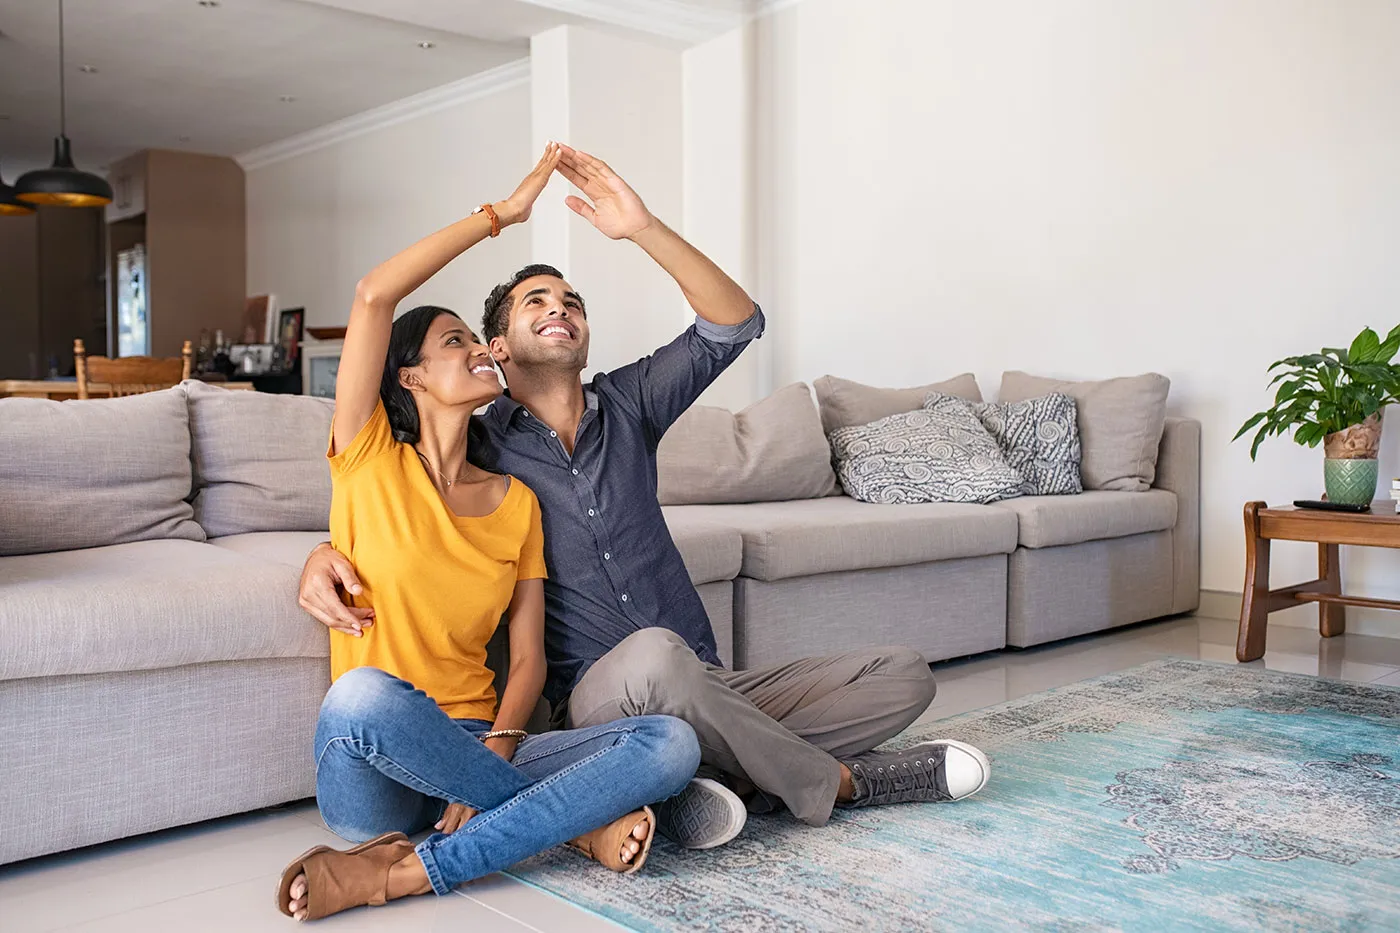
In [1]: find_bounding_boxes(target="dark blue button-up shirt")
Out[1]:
[472,307,765,703]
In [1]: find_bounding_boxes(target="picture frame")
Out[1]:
[277,307,305,367]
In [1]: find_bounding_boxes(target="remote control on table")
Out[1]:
[1293,499,1371,513]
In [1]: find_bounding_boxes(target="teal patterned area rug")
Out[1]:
[505,659,1400,932]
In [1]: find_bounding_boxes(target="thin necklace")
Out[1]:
[415,449,469,488]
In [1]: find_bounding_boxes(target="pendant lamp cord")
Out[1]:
[58,0,66,137]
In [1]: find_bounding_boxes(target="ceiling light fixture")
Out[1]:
[1,161,37,216]
[278,95,296,103]
[79,64,97,73]
[15,0,113,208]
[417,41,435,49]
[198,1,220,7]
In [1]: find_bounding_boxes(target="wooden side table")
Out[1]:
[1238,500,1400,661]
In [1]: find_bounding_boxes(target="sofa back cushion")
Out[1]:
[814,373,982,435]
[828,394,1023,504]
[0,387,204,556]
[658,382,838,505]
[999,371,1170,492]
[186,380,335,536]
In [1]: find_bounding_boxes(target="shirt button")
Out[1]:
[550,430,557,437]
[621,594,629,602]
[572,468,579,475]
[588,509,595,516]
[604,552,611,560]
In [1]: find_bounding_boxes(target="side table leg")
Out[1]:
[1238,502,1271,662]
[1318,543,1345,637]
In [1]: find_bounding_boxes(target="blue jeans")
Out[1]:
[314,667,700,894]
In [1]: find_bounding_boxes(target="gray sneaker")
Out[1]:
[654,777,748,849]
[839,739,990,808]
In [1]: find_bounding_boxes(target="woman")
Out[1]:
[278,143,700,922]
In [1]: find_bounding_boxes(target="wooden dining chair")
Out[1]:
[73,339,192,399]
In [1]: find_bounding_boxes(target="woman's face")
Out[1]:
[403,313,502,410]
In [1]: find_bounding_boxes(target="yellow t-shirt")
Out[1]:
[327,402,546,720]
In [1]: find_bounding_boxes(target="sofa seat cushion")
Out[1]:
[209,531,330,569]
[0,540,328,682]
[667,498,1018,582]
[661,513,743,585]
[989,490,1177,549]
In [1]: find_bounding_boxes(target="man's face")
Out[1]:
[490,274,590,374]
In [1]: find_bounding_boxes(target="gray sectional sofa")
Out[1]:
[0,375,1198,865]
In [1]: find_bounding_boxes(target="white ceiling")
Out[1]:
[0,0,757,180]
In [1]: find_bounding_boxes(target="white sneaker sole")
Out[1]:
[654,778,748,850]
[925,739,991,800]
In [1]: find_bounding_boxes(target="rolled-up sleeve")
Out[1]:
[601,304,765,445]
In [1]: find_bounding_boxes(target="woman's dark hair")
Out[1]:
[381,305,462,443]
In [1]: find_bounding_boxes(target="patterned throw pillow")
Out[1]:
[968,392,1083,496]
[828,394,1024,504]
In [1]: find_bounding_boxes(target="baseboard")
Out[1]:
[1197,589,1400,639]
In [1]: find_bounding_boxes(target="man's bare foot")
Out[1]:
[285,853,431,921]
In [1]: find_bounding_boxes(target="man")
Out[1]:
[299,145,989,850]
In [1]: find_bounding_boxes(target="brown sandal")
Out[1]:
[566,805,656,875]
[275,831,417,921]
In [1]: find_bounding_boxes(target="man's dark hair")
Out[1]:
[482,263,566,343]
[381,305,461,443]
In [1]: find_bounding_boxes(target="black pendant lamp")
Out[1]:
[15,0,112,208]
[0,162,36,216]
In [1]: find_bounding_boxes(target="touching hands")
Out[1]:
[497,142,652,240]
[554,144,654,240]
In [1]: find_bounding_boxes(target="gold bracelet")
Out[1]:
[481,729,527,741]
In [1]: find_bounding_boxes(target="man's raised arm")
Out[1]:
[554,145,755,327]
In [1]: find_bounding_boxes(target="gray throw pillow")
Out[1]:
[657,382,838,504]
[813,373,983,434]
[828,394,1023,505]
[970,393,1083,496]
[999,371,1170,492]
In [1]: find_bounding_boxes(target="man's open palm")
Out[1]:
[556,146,652,240]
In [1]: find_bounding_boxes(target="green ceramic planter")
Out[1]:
[1324,457,1379,506]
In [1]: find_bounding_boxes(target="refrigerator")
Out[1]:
[116,244,149,357]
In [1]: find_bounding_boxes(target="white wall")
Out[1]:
[529,26,685,377]
[682,23,771,411]
[246,77,532,332]
[749,0,1400,631]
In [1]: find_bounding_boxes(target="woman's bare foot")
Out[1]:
[284,853,431,921]
[619,812,650,864]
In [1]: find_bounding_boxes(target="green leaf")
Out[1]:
[1250,426,1269,461]
[1234,411,1268,440]
[1323,347,1349,364]
[1295,422,1324,447]
[1376,333,1400,365]
[1350,327,1381,363]
[1274,380,1303,404]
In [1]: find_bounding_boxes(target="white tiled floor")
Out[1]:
[5,615,1398,932]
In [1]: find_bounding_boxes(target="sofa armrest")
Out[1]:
[1154,417,1201,613]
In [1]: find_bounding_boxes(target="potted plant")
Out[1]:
[1235,325,1400,505]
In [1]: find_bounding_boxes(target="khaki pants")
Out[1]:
[559,628,937,826]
